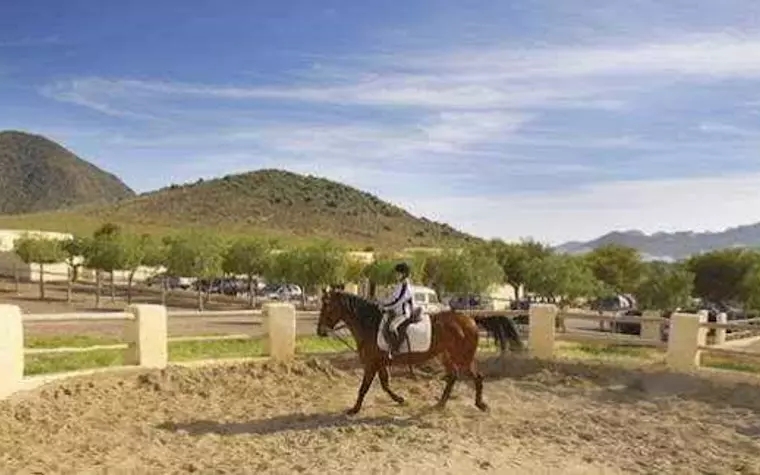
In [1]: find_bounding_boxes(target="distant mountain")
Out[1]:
[0,130,135,214]
[556,225,760,260]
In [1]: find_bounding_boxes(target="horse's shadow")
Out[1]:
[157,411,416,436]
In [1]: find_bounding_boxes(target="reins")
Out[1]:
[327,322,357,352]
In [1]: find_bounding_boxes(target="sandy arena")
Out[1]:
[1,354,760,474]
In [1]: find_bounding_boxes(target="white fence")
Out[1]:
[2,303,760,401]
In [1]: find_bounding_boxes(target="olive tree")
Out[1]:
[60,235,88,302]
[164,231,225,310]
[13,234,66,300]
[635,261,694,311]
[525,253,601,306]
[434,245,504,297]
[222,237,271,307]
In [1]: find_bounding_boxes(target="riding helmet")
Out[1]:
[394,262,410,276]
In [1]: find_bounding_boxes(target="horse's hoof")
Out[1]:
[476,401,489,412]
[393,396,406,405]
[345,407,360,416]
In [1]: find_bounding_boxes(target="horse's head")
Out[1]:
[317,287,343,337]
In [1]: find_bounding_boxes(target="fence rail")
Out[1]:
[2,302,760,401]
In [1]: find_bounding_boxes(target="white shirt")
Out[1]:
[379,278,413,318]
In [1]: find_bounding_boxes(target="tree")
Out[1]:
[584,244,644,294]
[118,233,155,304]
[433,245,504,297]
[142,235,169,304]
[91,223,124,302]
[13,234,66,300]
[84,232,126,307]
[164,231,225,310]
[222,237,271,307]
[687,248,760,305]
[741,263,760,313]
[343,256,368,289]
[362,258,398,298]
[525,254,601,305]
[278,241,348,305]
[60,235,88,302]
[635,261,694,311]
[489,238,553,300]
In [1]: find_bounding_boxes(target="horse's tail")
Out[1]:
[474,315,523,352]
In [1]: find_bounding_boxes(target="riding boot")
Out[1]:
[388,331,400,359]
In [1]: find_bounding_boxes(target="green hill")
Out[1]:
[0,166,476,249]
[0,130,135,214]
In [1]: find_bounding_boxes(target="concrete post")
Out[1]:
[264,302,297,362]
[125,304,168,369]
[640,311,662,342]
[528,304,557,359]
[344,282,360,295]
[666,311,707,372]
[714,312,727,346]
[0,305,24,399]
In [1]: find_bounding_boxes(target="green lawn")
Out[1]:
[557,341,760,375]
[24,335,349,376]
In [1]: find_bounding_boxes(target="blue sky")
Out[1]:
[2,0,760,244]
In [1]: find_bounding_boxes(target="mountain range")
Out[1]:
[556,225,760,260]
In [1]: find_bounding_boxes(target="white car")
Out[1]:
[265,284,303,301]
[412,285,447,314]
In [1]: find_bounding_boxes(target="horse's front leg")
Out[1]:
[378,366,405,405]
[347,365,378,415]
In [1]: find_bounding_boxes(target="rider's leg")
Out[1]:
[388,314,409,353]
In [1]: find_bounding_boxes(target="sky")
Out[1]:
[2,0,760,245]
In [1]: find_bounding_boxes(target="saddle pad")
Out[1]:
[377,312,432,354]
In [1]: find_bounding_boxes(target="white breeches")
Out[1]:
[388,313,410,333]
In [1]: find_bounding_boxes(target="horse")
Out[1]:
[315,288,523,415]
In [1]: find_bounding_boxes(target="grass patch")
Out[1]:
[25,334,121,349]
[702,354,760,374]
[25,350,125,376]
[24,335,351,375]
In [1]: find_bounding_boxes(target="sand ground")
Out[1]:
[2,354,760,474]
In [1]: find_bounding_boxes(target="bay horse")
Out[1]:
[316,288,522,415]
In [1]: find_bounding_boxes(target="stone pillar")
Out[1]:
[125,304,168,369]
[264,302,297,362]
[0,305,24,399]
[713,312,727,346]
[528,304,558,359]
[666,311,707,371]
[640,311,662,341]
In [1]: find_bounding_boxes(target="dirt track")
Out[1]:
[2,355,760,474]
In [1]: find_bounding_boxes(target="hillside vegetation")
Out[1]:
[0,131,135,214]
[0,167,475,249]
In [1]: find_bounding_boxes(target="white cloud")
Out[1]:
[44,33,760,114]
[401,172,760,244]
[34,30,760,243]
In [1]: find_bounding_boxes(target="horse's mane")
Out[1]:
[333,291,384,337]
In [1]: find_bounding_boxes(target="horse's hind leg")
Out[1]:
[468,360,488,412]
[378,366,405,405]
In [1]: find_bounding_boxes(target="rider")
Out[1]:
[378,262,414,358]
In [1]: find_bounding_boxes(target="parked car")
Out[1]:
[264,283,303,301]
[411,285,447,314]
